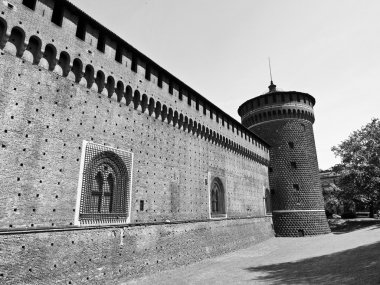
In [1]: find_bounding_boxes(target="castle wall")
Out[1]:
[0,1,274,282]
[0,217,273,284]
[0,52,270,227]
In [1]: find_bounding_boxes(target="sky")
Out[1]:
[70,0,380,170]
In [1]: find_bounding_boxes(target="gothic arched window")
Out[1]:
[210,178,226,218]
[78,142,132,225]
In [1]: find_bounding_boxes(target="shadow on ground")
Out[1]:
[245,240,380,284]
[330,220,380,235]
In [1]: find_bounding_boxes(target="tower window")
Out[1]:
[139,200,144,211]
[269,167,273,173]
[293,184,299,191]
[288,141,294,149]
[291,162,297,169]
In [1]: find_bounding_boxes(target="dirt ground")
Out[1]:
[125,220,380,285]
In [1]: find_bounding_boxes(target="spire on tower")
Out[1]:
[268,57,276,92]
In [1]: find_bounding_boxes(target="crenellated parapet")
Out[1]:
[0,0,270,162]
[238,89,316,128]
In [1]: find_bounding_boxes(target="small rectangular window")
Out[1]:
[293,184,299,191]
[139,200,144,211]
[216,114,219,123]
[97,33,106,52]
[187,94,192,106]
[22,0,37,10]
[291,162,297,169]
[76,18,86,40]
[51,1,65,27]
[288,141,294,149]
[196,99,199,111]
[269,167,273,173]
[178,87,183,100]
[210,109,213,119]
[222,118,225,126]
[203,104,207,115]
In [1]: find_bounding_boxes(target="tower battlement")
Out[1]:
[238,90,316,128]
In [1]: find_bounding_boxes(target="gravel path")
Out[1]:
[125,223,380,285]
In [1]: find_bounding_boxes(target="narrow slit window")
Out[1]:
[293,184,299,191]
[291,162,297,169]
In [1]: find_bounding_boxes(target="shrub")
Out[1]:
[341,212,357,219]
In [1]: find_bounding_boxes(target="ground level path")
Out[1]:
[125,222,380,284]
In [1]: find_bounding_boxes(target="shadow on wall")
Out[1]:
[245,240,380,285]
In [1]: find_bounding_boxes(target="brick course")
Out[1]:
[0,0,274,282]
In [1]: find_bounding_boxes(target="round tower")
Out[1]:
[238,81,330,237]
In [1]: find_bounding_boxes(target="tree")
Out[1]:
[331,118,380,217]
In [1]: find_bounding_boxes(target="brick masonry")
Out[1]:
[0,0,274,283]
[238,87,330,237]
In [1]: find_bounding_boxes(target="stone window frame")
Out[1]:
[208,172,227,219]
[264,187,273,216]
[74,141,133,226]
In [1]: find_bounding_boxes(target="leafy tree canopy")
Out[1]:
[331,118,380,216]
